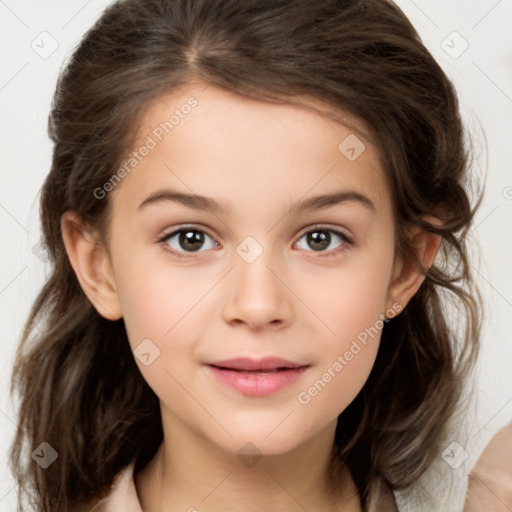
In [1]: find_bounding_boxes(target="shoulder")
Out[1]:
[464,423,512,511]
[91,461,143,512]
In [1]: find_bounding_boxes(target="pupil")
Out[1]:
[180,230,204,251]
[308,231,329,251]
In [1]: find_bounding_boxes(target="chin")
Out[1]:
[210,427,309,460]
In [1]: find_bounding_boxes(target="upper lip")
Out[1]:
[205,357,308,371]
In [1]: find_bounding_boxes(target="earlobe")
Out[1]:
[61,211,122,321]
[385,219,443,314]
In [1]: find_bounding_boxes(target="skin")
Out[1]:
[464,423,512,511]
[62,82,441,512]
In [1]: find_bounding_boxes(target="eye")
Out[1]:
[158,226,218,257]
[295,226,353,256]
[157,225,353,260]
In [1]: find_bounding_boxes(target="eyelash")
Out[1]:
[156,224,354,260]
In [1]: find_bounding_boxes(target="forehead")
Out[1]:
[112,83,391,218]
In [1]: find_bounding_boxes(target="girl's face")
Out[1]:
[93,83,407,456]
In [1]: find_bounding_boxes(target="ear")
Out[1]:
[385,216,442,314]
[61,211,122,321]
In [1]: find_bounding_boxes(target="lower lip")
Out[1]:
[206,365,309,396]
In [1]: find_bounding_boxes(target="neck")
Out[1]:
[135,413,362,512]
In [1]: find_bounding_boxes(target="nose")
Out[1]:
[222,246,293,331]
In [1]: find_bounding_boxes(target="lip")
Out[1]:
[204,357,310,396]
[205,357,307,371]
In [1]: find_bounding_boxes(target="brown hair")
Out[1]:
[9,0,483,510]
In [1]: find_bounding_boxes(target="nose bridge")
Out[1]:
[222,234,292,328]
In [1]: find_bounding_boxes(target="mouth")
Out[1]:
[205,357,308,372]
[204,357,310,396]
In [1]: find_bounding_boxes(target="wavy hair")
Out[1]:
[9,0,483,510]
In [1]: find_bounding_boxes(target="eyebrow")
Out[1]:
[137,189,376,215]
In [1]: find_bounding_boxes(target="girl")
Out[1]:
[9,0,484,511]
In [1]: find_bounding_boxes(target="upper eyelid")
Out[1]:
[159,224,216,239]
[297,224,351,238]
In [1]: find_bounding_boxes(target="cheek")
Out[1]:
[296,341,379,430]
[307,247,393,345]
[114,256,206,346]
[114,261,206,408]
[296,281,386,424]
[113,255,216,385]
[294,244,393,415]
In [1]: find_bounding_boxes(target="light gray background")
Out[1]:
[1,0,511,508]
